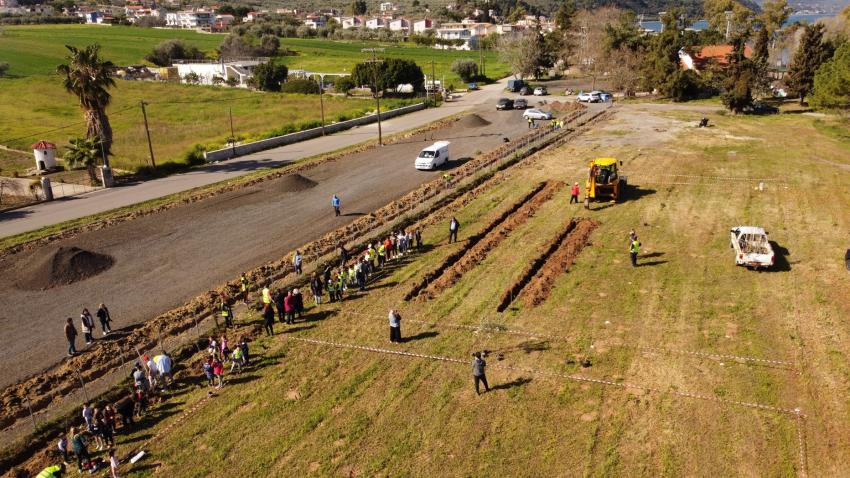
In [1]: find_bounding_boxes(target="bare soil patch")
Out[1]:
[457,113,492,128]
[278,174,318,193]
[17,246,114,290]
[416,181,565,300]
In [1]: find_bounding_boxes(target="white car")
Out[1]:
[522,108,552,120]
[730,226,775,269]
[533,86,547,96]
[576,91,601,103]
[415,141,450,170]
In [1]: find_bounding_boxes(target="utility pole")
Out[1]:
[229,107,236,157]
[431,59,436,106]
[140,100,156,168]
[316,74,326,136]
[362,48,385,145]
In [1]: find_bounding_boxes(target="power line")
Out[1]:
[0,105,137,145]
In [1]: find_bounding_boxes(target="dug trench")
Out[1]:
[411,180,566,301]
[0,107,613,464]
[497,218,599,312]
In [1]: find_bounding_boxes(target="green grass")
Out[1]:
[0,25,508,173]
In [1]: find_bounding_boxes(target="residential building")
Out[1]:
[413,18,435,33]
[174,59,266,87]
[388,18,411,33]
[243,11,265,22]
[379,2,396,12]
[303,14,327,29]
[365,17,386,29]
[679,44,753,73]
[213,14,235,31]
[166,10,214,29]
[340,16,363,29]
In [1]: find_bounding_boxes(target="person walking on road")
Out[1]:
[388,309,402,343]
[65,318,78,356]
[630,237,641,267]
[472,352,490,395]
[332,194,341,216]
[80,309,94,345]
[293,250,303,275]
[449,217,459,244]
[570,182,580,204]
[96,303,112,335]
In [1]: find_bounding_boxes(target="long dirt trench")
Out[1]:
[497,218,599,312]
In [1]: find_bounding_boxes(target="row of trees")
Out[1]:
[497,0,848,113]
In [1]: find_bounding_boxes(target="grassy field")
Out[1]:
[0,25,506,173]
[38,105,845,477]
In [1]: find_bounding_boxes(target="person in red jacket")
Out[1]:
[570,182,580,204]
[283,290,295,325]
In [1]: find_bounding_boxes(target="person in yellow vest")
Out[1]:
[368,244,377,268]
[262,284,271,305]
[219,296,233,328]
[240,273,250,305]
[630,238,641,267]
[36,464,65,478]
[336,271,346,299]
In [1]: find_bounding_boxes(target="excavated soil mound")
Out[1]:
[548,101,587,113]
[17,246,114,290]
[457,113,492,128]
[278,173,318,193]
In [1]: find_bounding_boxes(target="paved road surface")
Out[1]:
[0,88,545,388]
[0,80,511,238]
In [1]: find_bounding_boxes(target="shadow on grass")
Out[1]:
[302,309,337,323]
[118,432,153,445]
[765,241,791,272]
[282,324,316,334]
[639,260,668,267]
[403,331,439,343]
[492,377,533,391]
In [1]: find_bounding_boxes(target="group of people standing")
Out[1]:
[203,334,251,388]
[63,303,113,356]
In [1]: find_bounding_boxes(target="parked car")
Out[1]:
[514,98,528,109]
[496,98,514,110]
[577,91,601,103]
[533,86,548,96]
[507,79,525,92]
[468,82,479,90]
[415,141,451,170]
[519,86,530,96]
[591,90,612,102]
[730,226,775,269]
[522,108,552,120]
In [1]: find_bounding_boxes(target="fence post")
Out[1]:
[75,370,89,404]
[23,395,37,434]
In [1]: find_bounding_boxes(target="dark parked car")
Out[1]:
[519,86,530,96]
[496,98,514,110]
[514,98,528,109]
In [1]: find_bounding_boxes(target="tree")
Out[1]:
[252,60,288,91]
[507,5,528,24]
[759,0,791,36]
[703,0,755,37]
[499,27,551,80]
[451,59,478,82]
[811,42,850,111]
[145,39,204,67]
[721,33,756,113]
[643,10,686,96]
[751,26,772,96]
[219,33,278,58]
[64,136,102,183]
[335,75,355,95]
[56,45,116,156]
[260,34,280,56]
[282,78,321,94]
[555,0,576,33]
[350,0,367,15]
[787,24,834,104]
[351,58,424,92]
[183,72,201,84]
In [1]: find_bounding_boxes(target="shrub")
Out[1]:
[252,60,289,92]
[145,40,204,67]
[334,76,355,94]
[282,78,321,94]
[451,59,479,82]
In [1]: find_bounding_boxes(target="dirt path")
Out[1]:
[0,106,530,389]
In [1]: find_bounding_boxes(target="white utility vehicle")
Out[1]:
[415,141,450,170]
[730,226,775,269]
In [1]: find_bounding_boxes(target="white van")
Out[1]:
[415,141,450,170]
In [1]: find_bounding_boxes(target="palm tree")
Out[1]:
[64,136,102,184]
[56,45,116,158]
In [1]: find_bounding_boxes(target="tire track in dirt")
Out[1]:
[402,182,549,302]
[415,181,566,301]
[497,218,598,312]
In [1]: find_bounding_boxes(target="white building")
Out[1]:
[166,10,214,29]
[341,16,363,29]
[379,2,395,12]
[303,14,327,29]
[388,18,411,33]
[413,18,435,33]
[365,17,386,29]
[174,59,266,87]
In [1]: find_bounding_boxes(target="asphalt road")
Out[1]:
[0,80,514,239]
[0,92,537,388]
